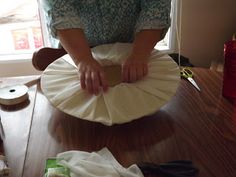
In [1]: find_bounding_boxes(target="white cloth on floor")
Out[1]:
[41,43,180,125]
[57,148,144,177]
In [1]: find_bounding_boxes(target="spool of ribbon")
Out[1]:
[0,77,40,106]
[0,85,29,106]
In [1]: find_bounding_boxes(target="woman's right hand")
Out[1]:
[57,28,108,95]
[77,57,108,95]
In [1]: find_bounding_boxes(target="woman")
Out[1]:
[35,0,171,95]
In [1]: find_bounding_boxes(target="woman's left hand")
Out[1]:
[122,55,148,83]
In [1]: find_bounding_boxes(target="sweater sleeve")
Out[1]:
[41,0,83,38]
[135,0,171,38]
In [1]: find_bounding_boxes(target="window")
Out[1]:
[155,0,178,53]
[0,0,44,61]
[0,0,178,76]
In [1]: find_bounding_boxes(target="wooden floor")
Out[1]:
[0,68,236,177]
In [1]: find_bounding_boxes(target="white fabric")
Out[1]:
[57,148,144,177]
[41,43,180,125]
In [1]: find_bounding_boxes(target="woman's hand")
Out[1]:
[122,29,163,83]
[77,58,108,95]
[122,55,148,83]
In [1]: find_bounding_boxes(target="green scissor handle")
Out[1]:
[180,67,201,92]
[180,67,193,79]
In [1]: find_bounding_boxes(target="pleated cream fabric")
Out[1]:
[41,43,180,125]
[57,148,144,177]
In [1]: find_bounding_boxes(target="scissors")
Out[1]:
[180,68,201,92]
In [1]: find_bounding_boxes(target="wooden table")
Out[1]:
[0,68,236,177]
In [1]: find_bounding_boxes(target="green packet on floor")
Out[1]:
[44,158,70,177]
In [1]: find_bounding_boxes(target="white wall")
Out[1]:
[179,0,236,67]
[0,60,42,77]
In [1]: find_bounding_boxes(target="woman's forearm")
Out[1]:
[131,29,163,59]
[57,28,93,65]
[57,28,108,95]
